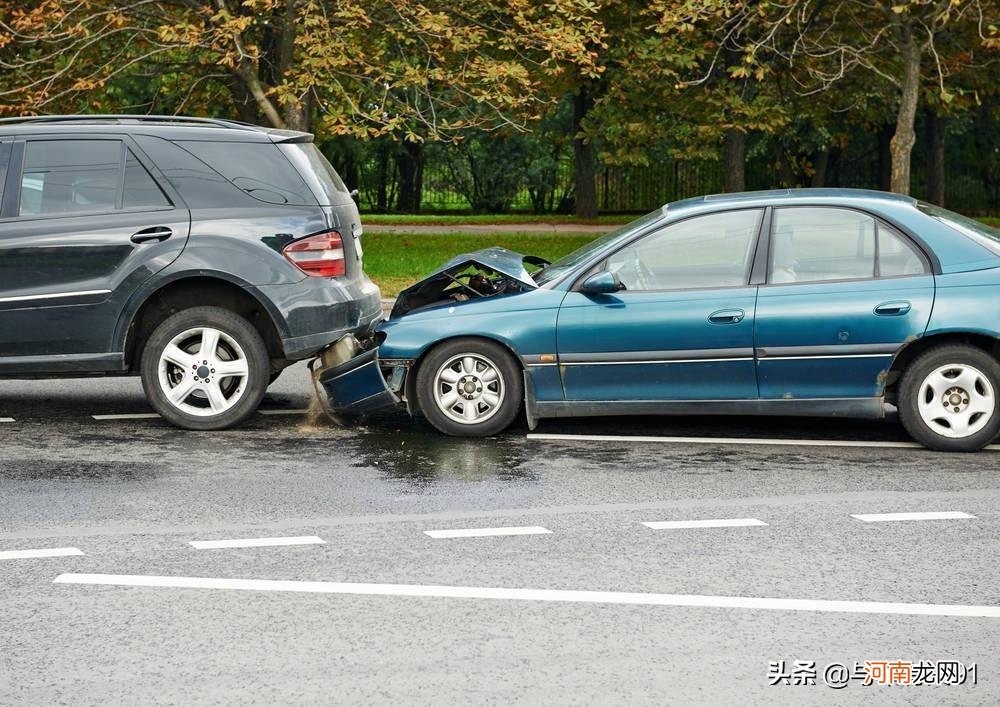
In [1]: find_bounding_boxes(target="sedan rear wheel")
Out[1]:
[416,338,522,437]
[898,345,1000,452]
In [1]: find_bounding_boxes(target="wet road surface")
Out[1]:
[2,364,998,704]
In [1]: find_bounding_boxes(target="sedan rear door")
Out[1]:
[754,206,934,400]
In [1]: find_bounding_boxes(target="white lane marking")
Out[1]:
[92,413,161,420]
[643,518,768,530]
[851,511,976,523]
[424,526,552,539]
[53,573,1000,618]
[258,409,311,416]
[189,535,326,550]
[529,433,1000,452]
[0,417,14,423]
[1,547,84,560]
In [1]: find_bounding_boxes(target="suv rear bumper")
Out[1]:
[258,275,383,360]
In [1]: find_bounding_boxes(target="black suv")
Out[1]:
[0,115,381,429]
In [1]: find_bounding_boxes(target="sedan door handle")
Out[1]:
[874,300,911,316]
[708,308,746,325]
[131,227,173,244]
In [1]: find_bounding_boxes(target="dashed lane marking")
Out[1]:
[528,433,1000,451]
[91,413,162,420]
[424,526,552,539]
[53,573,1000,618]
[257,409,311,416]
[1,547,84,560]
[851,511,976,523]
[0,417,14,423]
[189,535,326,550]
[643,518,768,530]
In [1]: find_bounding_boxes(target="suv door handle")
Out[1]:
[874,300,911,316]
[708,308,746,324]
[131,227,172,244]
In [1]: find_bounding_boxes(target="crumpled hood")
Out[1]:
[391,247,539,318]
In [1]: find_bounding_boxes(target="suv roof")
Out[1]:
[0,114,312,143]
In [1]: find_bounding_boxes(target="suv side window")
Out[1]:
[769,207,875,284]
[0,142,9,207]
[123,148,171,209]
[20,139,123,216]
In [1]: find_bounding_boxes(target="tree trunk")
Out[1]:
[877,124,894,191]
[810,148,829,187]
[572,87,598,218]
[724,129,746,192]
[926,109,946,206]
[395,141,424,213]
[889,29,921,194]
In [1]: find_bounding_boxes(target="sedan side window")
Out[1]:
[19,140,123,217]
[605,209,762,291]
[769,207,876,284]
[878,222,928,277]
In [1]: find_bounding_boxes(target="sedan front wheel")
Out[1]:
[415,338,523,437]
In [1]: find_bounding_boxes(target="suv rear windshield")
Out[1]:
[918,202,1000,256]
[278,143,350,205]
[177,141,317,206]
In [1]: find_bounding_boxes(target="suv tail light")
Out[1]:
[283,231,345,277]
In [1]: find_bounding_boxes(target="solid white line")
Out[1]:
[92,413,161,420]
[1,547,84,560]
[643,518,768,530]
[424,526,552,539]
[189,535,326,550]
[528,433,1000,452]
[0,417,14,423]
[53,573,1000,618]
[851,511,976,523]
[258,409,311,416]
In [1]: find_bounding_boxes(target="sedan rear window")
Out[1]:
[918,202,1000,256]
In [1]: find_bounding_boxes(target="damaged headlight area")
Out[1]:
[390,247,545,318]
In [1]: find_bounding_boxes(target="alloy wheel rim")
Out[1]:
[157,327,249,417]
[917,363,995,439]
[433,353,505,425]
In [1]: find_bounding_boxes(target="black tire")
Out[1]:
[415,338,523,437]
[898,344,1000,452]
[140,306,269,431]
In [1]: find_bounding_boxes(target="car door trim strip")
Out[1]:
[559,348,755,364]
[0,289,112,304]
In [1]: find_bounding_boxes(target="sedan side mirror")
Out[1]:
[580,271,624,294]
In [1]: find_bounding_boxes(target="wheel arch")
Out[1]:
[404,334,527,415]
[884,331,1000,405]
[119,274,288,372]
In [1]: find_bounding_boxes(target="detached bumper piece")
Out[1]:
[314,338,401,415]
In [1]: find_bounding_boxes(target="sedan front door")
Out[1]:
[556,208,764,402]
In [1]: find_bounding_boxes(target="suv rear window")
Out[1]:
[918,202,1000,256]
[177,141,317,206]
[278,143,350,205]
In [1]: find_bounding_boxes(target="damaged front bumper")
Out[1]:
[312,335,409,415]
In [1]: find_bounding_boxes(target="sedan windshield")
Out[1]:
[918,202,1000,256]
[532,207,667,285]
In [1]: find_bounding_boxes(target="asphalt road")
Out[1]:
[2,363,999,704]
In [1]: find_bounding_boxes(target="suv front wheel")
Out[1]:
[140,306,270,430]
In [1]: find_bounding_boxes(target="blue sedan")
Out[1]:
[319,189,1000,452]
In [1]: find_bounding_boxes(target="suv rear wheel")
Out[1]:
[140,306,269,430]
[898,345,1000,452]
